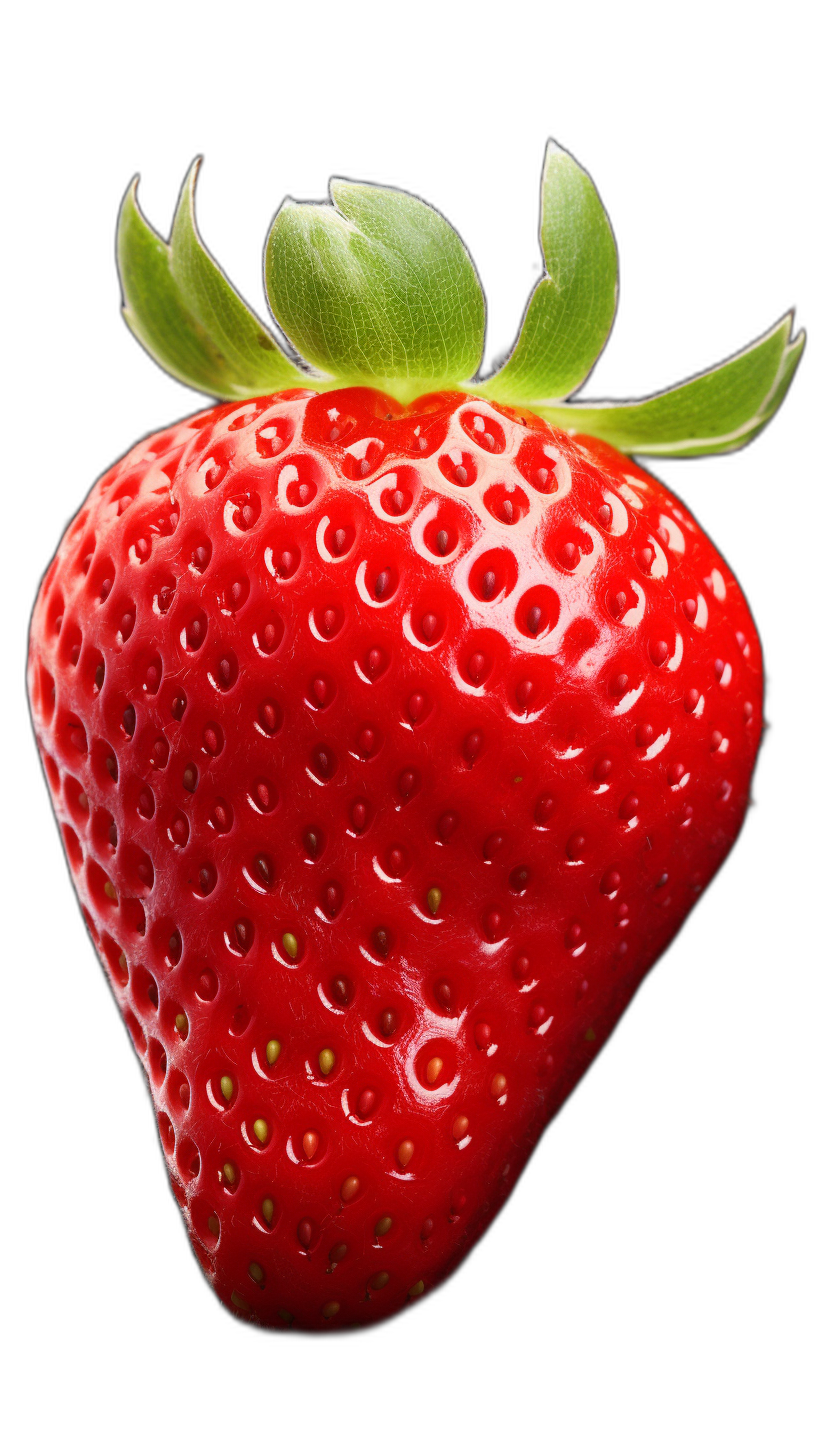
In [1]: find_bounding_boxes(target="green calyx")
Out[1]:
[117,142,803,457]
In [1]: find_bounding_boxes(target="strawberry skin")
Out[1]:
[28,386,762,1329]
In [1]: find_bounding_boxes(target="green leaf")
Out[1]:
[674,327,805,456]
[534,313,805,457]
[486,141,618,404]
[265,178,485,400]
[117,167,309,400]
[117,180,236,397]
[168,160,306,395]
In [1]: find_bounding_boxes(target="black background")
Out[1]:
[15,45,804,1432]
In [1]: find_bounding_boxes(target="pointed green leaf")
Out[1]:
[265,179,485,400]
[487,141,618,404]
[117,168,310,400]
[676,327,805,456]
[533,314,804,457]
[117,180,237,397]
[169,160,306,395]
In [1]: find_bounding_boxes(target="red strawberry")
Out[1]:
[28,143,802,1330]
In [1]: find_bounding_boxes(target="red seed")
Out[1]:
[357,1088,377,1118]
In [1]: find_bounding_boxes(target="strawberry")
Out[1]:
[28,142,803,1330]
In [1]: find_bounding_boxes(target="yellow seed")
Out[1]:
[427,886,442,914]
[302,1130,319,1160]
[452,1115,469,1140]
[223,1161,237,1185]
[175,1012,188,1035]
[340,1175,360,1203]
[78,792,89,810]
[585,1027,596,1042]
[491,1073,507,1098]
[370,1271,389,1291]
[408,1280,425,1299]
[426,1056,443,1085]
[397,1139,414,1168]
[231,1290,250,1312]
[254,1118,269,1144]
[282,932,298,959]
[278,1308,293,1325]
[118,952,128,972]
[322,1300,340,1319]
[374,1216,392,1238]
[207,1215,219,1237]
[266,1039,281,1066]
[248,1262,264,1284]
[261,1198,275,1224]
[220,1075,234,1102]
[318,1047,336,1076]
[104,880,118,903]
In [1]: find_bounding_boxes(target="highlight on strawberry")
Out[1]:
[28,141,803,1330]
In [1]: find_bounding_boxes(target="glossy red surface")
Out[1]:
[28,387,762,1329]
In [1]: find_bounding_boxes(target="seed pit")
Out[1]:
[484,482,530,525]
[422,507,462,559]
[515,586,560,640]
[460,411,506,454]
[256,416,295,458]
[438,450,477,487]
[515,436,560,494]
[468,549,518,605]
